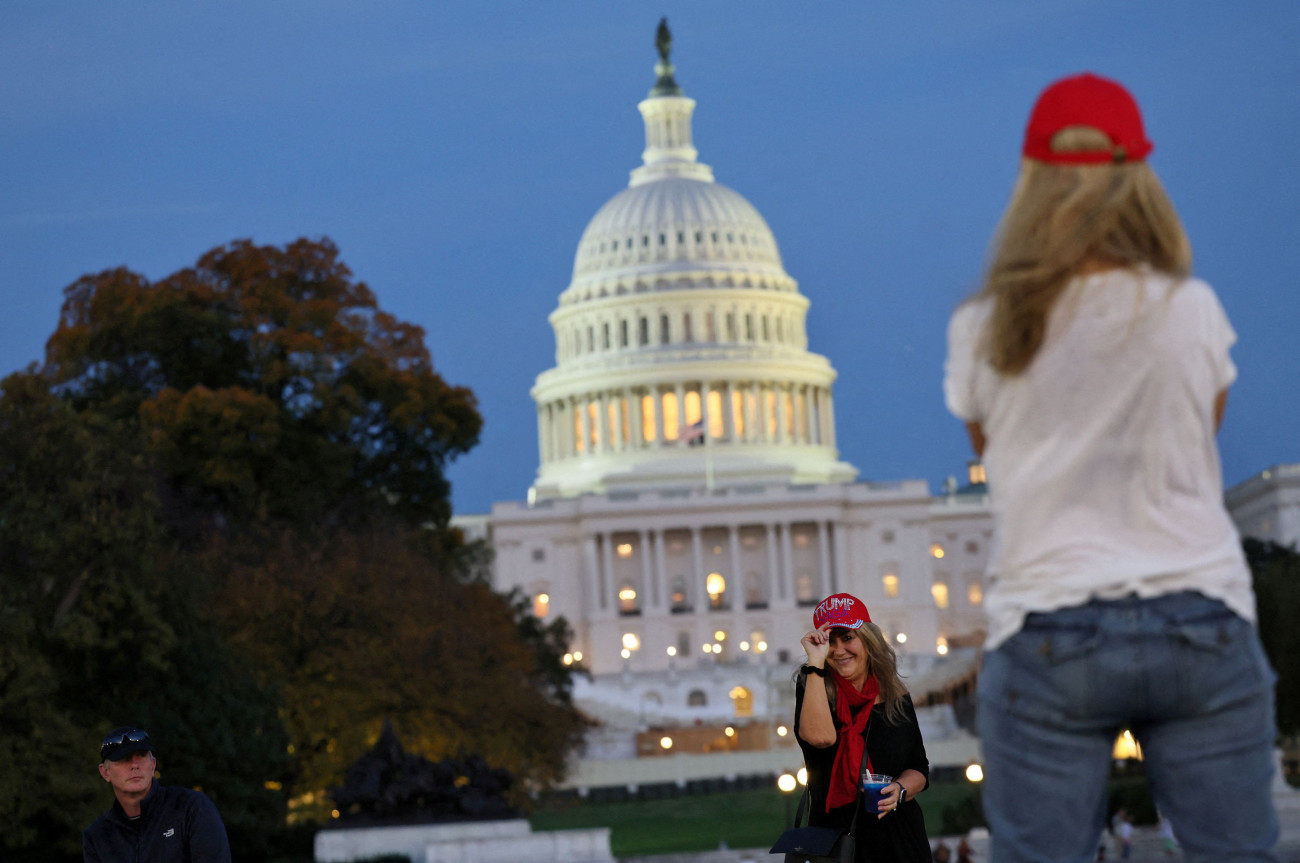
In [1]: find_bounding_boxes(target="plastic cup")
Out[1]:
[860,773,894,813]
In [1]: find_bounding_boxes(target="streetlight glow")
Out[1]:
[966,764,984,783]
[777,773,797,793]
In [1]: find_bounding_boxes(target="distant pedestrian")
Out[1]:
[1157,810,1178,856]
[956,837,973,863]
[83,726,231,863]
[1111,808,1132,860]
[944,70,1281,862]
[932,840,951,863]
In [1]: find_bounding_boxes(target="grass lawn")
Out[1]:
[529,782,981,857]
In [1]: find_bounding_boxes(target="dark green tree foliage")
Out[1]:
[1,238,583,858]
[0,372,288,862]
[1244,538,1300,735]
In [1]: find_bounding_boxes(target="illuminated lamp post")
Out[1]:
[777,772,798,827]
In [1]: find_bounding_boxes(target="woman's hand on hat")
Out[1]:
[800,625,831,666]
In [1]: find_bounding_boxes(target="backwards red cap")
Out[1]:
[1022,72,1153,165]
[813,593,871,630]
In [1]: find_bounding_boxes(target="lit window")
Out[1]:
[931,582,949,609]
[617,543,634,558]
[729,686,753,717]
[533,593,550,618]
[882,574,900,599]
[968,581,984,605]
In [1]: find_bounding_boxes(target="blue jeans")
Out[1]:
[977,591,1279,863]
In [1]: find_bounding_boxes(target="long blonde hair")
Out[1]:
[798,622,910,725]
[978,126,1192,374]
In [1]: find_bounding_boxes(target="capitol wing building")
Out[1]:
[455,31,994,779]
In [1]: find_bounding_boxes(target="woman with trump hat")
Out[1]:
[793,592,932,862]
[944,72,1278,860]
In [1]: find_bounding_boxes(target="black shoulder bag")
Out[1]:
[769,723,870,863]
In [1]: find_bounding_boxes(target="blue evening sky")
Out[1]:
[3,2,1297,515]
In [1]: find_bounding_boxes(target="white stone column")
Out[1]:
[781,522,795,602]
[600,531,616,612]
[654,388,665,446]
[639,530,653,612]
[613,392,626,452]
[728,525,742,610]
[653,529,667,610]
[775,383,788,443]
[691,527,707,612]
[817,521,831,597]
[584,535,605,613]
[597,391,611,454]
[674,383,686,441]
[766,523,782,602]
[724,381,736,442]
[810,388,822,446]
[577,396,591,455]
[630,388,645,449]
[701,381,712,441]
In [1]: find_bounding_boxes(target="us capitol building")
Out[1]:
[453,25,1295,785]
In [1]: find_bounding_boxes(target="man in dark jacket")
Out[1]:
[83,726,231,863]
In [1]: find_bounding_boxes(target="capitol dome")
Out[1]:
[530,25,857,500]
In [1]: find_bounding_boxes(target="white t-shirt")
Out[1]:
[944,269,1255,648]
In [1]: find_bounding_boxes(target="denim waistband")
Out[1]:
[1022,589,1236,629]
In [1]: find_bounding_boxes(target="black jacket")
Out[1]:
[83,781,231,863]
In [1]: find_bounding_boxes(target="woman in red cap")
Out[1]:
[944,73,1278,861]
[794,592,932,862]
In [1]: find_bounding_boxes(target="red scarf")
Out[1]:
[825,671,879,811]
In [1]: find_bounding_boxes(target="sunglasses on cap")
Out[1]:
[100,728,151,761]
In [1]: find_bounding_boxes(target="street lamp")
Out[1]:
[777,772,798,827]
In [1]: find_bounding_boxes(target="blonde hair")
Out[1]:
[977,126,1192,374]
[798,622,910,725]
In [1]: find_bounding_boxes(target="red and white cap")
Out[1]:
[813,593,871,630]
[1022,72,1153,165]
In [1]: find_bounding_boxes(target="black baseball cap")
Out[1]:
[100,727,155,762]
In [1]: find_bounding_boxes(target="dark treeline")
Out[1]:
[0,238,587,862]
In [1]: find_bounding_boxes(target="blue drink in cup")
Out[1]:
[861,773,893,813]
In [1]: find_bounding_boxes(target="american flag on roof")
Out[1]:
[679,420,705,446]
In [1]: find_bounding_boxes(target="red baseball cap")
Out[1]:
[813,593,871,630]
[1022,72,1153,165]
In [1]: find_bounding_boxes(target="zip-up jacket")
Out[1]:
[83,781,231,863]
